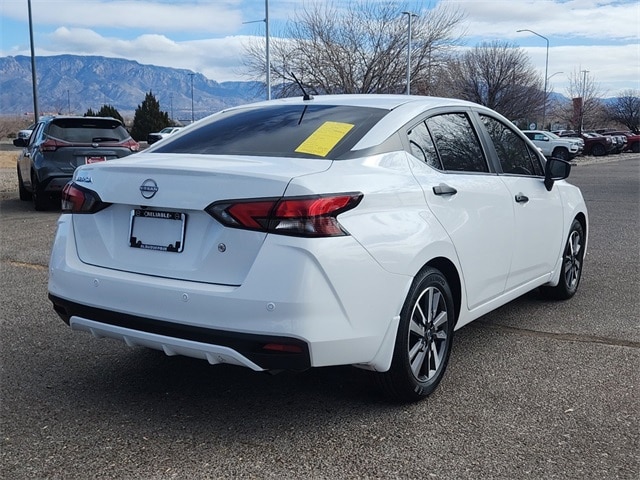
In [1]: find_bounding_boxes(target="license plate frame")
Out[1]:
[129,209,186,253]
[85,156,106,164]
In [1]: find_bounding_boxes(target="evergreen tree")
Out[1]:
[130,91,170,141]
[84,105,124,124]
[96,104,124,124]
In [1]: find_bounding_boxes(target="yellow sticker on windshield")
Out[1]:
[295,121,355,157]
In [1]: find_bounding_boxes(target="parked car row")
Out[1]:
[596,129,640,153]
[522,130,583,161]
[551,129,640,156]
[552,130,615,156]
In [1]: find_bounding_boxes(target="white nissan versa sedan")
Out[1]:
[48,95,587,401]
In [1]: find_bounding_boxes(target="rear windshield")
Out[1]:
[46,118,130,143]
[153,104,388,159]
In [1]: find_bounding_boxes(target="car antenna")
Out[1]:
[290,72,313,101]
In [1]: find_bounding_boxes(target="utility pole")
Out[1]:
[265,0,270,100]
[27,0,39,121]
[188,73,195,123]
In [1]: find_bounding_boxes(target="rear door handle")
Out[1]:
[515,193,529,203]
[433,184,458,196]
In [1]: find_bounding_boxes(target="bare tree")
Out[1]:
[243,1,464,97]
[560,68,605,133]
[444,41,545,122]
[607,89,640,133]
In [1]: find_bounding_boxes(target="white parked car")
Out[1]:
[147,126,182,145]
[49,95,588,402]
[522,130,583,161]
[16,123,35,140]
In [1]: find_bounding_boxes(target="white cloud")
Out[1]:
[445,0,639,41]
[6,0,245,34]
[40,27,254,82]
[2,0,638,93]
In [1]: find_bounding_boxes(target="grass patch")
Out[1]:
[0,151,18,169]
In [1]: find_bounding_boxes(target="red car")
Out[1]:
[555,131,615,156]
[600,130,640,153]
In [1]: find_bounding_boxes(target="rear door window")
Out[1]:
[47,119,129,143]
[425,113,489,173]
[153,105,388,159]
[407,121,442,170]
[29,122,45,147]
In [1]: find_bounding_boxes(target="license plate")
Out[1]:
[129,209,186,253]
[86,156,106,164]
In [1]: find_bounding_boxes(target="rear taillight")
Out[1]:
[206,193,363,237]
[61,182,110,214]
[40,138,66,152]
[122,139,140,152]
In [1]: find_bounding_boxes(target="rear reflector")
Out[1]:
[262,343,304,354]
[206,193,363,237]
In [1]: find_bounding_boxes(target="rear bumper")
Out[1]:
[40,174,72,193]
[48,214,409,371]
[49,294,311,371]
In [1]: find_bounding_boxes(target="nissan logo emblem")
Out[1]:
[140,179,158,199]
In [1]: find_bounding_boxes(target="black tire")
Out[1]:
[552,147,569,161]
[631,142,640,153]
[17,167,32,201]
[541,219,585,300]
[591,143,606,156]
[31,171,50,211]
[377,267,455,402]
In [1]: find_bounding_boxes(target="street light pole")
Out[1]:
[547,71,563,82]
[243,0,271,100]
[265,0,270,100]
[517,29,549,129]
[402,11,418,95]
[188,73,195,123]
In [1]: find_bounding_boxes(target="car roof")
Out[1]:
[223,94,493,151]
[40,115,123,123]
[236,94,478,111]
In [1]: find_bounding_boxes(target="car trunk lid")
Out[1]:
[71,154,332,285]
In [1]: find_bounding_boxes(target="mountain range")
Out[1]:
[0,55,265,122]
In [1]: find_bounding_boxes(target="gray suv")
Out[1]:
[13,116,139,210]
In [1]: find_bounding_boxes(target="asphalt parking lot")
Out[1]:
[1,155,638,479]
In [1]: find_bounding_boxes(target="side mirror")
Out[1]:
[13,138,27,148]
[544,158,571,191]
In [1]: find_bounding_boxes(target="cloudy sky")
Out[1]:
[1,0,639,98]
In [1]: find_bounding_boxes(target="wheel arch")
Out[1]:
[423,256,462,324]
[552,146,568,155]
[574,211,588,254]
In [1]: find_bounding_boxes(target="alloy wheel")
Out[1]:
[407,286,449,382]
[564,230,582,289]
